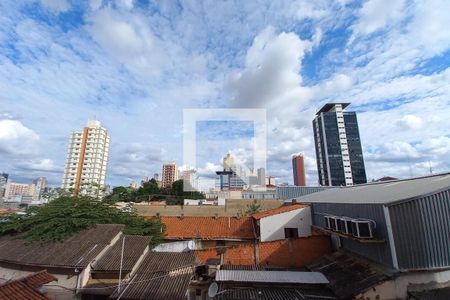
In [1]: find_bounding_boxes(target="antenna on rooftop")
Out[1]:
[428,160,433,175]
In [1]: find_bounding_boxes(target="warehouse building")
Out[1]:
[297,173,450,299]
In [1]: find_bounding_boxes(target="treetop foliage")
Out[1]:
[104,178,205,204]
[0,196,163,247]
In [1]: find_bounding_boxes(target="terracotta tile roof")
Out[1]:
[110,252,197,300]
[160,216,256,240]
[0,270,57,300]
[252,204,308,220]
[0,224,123,269]
[93,235,151,273]
[196,236,331,268]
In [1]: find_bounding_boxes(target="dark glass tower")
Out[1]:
[312,103,367,186]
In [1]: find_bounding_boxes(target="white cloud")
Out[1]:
[40,0,70,14]
[18,158,59,172]
[0,119,40,155]
[116,0,133,10]
[227,26,312,108]
[289,1,329,20]
[351,0,405,37]
[396,114,423,130]
[406,0,450,56]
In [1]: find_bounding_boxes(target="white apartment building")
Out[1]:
[62,120,110,198]
[4,182,35,201]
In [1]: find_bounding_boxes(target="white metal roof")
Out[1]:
[215,270,329,284]
[294,173,450,205]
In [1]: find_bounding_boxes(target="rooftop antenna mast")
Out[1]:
[428,160,433,175]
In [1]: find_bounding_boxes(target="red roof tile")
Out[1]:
[0,270,57,300]
[252,204,308,220]
[160,216,256,240]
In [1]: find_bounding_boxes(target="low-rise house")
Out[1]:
[196,236,331,268]
[0,224,124,299]
[252,203,312,242]
[80,235,152,299]
[298,173,450,300]
[0,270,57,300]
[159,216,256,249]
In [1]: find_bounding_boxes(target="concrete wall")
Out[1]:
[358,269,450,300]
[259,207,312,242]
[0,266,77,300]
[136,199,283,217]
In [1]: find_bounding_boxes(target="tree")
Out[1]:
[245,200,262,216]
[0,196,163,247]
[142,179,160,194]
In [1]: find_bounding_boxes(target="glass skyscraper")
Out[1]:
[312,103,367,186]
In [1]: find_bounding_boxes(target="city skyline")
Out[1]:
[0,1,449,187]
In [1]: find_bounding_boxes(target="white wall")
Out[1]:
[359,269,450,300]
[259,207,312,242]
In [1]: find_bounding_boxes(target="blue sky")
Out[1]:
[0,0,449,188]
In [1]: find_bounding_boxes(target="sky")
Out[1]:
[0,0,449,188]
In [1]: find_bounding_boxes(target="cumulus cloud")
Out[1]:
[396,115,423,130]
[227,26,312,108]
[0,119,40,156]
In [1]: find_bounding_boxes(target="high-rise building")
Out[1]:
[292,154,306,186]
[62,120,110,197]
[313,103,367,186]
[0,173,8,200]
[32,177,48,201]
[161,162,177,188]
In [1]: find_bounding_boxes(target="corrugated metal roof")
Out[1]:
[92,235,150,272]
[295,173,450,205]
[215,270,329,284]
[215,286,337,300]
[0,224,123,269]
[110,251,197,300]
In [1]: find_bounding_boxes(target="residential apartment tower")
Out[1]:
[62,120,110,197]
[161,162,177,188]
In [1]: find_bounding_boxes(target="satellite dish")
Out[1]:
[187,240,195,250]
[208,282,219,298]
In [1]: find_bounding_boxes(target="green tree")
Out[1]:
[245,200,262,216]
[0,196,163,247]
[141,178,160,194]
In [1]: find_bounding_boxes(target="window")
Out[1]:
[284,228,299,238]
